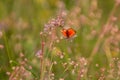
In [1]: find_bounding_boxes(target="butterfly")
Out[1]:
[61,28,76,38]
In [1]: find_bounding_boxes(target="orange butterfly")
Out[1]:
[61,28,76,38]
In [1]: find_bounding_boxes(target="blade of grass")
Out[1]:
[2,30,12,68]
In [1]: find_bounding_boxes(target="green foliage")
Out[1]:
[0,0,120,80]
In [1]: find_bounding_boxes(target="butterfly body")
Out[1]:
[61,28,76,38]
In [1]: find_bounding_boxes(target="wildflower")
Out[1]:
[60,55,64,59]
[95,64,99,67]
[6,72,11,75]
[53,61,57,65]
[0,44,4,49]
[0,31,2,38]
[116,0,120,4]
[59,78,64,80]
[20,53,24,58]
[44,14,65,32]
[28,66,32,70]
[79,57,87,66]
[35,50,43,59]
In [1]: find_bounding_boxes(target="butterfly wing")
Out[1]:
[61,28,76,38]
[61,29,67,37]
[67,28,76,38]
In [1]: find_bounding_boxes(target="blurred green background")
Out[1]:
[0,0,120,80]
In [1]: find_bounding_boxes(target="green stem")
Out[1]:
[2,30,12,68]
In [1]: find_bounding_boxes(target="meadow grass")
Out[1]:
[0,0,120,80]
